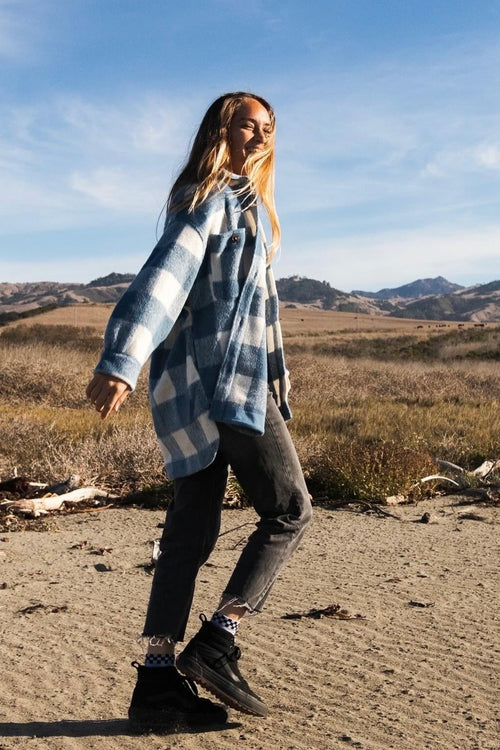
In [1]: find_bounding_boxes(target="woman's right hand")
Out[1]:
[86,373,131,420]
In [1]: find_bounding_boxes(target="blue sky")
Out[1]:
[1,0,500,291]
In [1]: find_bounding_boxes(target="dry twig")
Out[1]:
[282,604,365,621]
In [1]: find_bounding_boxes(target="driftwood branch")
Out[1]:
[435,460,467,475]
[472,459,500,479]
[354,501,401,519]
[419,474,465,488]
[0,487,118,518]
[415,458,500,505]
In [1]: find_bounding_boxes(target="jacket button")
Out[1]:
[231,233,239,243]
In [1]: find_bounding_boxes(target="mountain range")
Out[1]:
[276,275,500,322]
[352,276,463,299]
[1,274,499,323]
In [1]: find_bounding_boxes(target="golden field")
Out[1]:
[0,304,499,501]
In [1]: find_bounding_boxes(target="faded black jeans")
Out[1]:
[142,391,312,642]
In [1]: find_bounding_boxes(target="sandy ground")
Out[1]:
[0,498,498,750]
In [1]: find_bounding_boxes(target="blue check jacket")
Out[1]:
[95,178,291,478]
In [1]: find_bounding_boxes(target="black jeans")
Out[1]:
[142,391,312,642]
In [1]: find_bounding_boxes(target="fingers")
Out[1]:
[96,389,118,420]
[113,388,129,412]
[86,373,131,419]
[97,385,128,420]
[85,375,100,401]
[109,384,130,416]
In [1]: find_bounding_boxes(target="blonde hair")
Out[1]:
[168,92,281,258]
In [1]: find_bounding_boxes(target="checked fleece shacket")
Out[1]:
[95,177,291,479]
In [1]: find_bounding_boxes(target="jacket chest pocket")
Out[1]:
[207,229,247,299]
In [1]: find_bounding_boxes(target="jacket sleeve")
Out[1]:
[94,202,216,389]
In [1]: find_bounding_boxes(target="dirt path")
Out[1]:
[0,498,498,749]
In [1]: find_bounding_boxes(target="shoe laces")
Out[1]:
[230,645,241,662]
[213,644,241,669]
[179,675,200,697]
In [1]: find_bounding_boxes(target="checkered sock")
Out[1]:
[211,610,240,636]
[144,653,175,668]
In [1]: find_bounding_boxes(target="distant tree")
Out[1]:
[86,272,135,288]
[276,276,342,305]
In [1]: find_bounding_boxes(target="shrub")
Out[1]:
[0,323,104,352]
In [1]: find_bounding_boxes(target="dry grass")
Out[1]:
[284,325,500,360]
[287,354,499,500]
[0,324,152,490]
[0,312,499,503]
[2,303,114,330]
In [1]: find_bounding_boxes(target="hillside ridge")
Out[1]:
[1,273,499,322]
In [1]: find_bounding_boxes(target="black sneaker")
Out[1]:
[128,661,228,733]
[176,615,268,717]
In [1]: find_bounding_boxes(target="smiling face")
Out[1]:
[228,98,273,175]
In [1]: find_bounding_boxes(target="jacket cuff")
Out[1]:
[94,352,142,391]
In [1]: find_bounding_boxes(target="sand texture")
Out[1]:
[0,499,498,750]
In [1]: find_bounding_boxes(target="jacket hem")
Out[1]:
[165,439,220,479]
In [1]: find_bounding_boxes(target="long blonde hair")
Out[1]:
[168,92,281,257]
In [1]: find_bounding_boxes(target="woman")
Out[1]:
[86,92,312,732]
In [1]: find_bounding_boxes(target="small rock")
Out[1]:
[416,512,438,524]
[94,563,112,573]
[386,495,406,506]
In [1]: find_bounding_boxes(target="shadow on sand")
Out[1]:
[0,718,241,738]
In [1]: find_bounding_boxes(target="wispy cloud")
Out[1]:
[70,167,166,213]
[57,96,194,158]
[274,38,500,242]
[0,94,199,230]
[423,140,500,177]
[0,0,50,62]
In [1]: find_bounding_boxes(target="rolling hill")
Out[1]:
[1,273,499,323]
